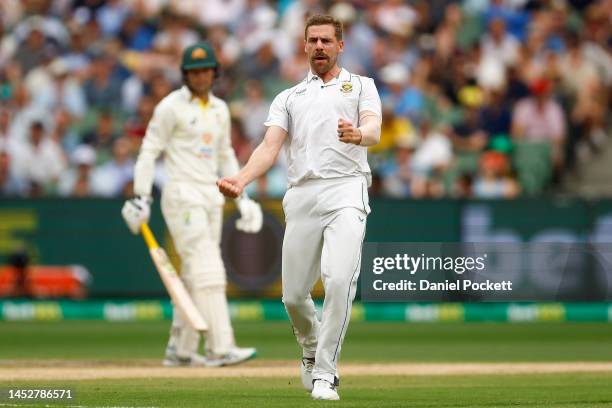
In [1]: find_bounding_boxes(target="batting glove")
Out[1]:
[235,197,263,233]
[121,196,152,234]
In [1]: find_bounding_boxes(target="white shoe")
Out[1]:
[301,357,315,391]
[162,351,208,367]
[311,379,340,401]
[204,347,256,367]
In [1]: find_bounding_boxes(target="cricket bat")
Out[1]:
[140,223,208,332]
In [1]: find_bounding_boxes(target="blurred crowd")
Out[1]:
[0,0,610,200]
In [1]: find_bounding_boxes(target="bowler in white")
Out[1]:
[217,15,381,401]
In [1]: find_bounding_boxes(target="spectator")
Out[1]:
[329,2,375,75]
[433,5,460,65]
[481,17,520,67]
[511,78,566,168]
[472,151,520,198]
[206,24,242,68]
[233,79,270,144]
[379,137,416,199]
[11,23,54,74]
[280,0,324,41]
[387,32,420,72]
[557,32,606,166]
[24,57,87,118]
[83,55,123,111]
[410,121,453,198]
[20,121,67,195]
[90,137,134,197]
[58,144,97,197]
[0,0,22,30]
[148,70,173,104]
[368,103,417,159]
[558,34,601,105]
[0,108,10,140]
[96,0,131,38]
[124,94,155,142]
[280,37,311,83]
[232,0,277,47]
[62,28,91,74]
[483,0,530,42]
[82,111,119,163]
[374,0,419,38]
[190,0,245,28]
[122,67,163,113]
[0,108,29,185]
[479,86,513,139]
[452,173,474,199]
[379,63,425,122]
[504,64,530,103]
[152,10,199,57]
[240,36,281,83]
[118,12,156,51]
[452,84,488,152]
[50,108,81,154]
[0,143,27,196]
[5,83,54,147]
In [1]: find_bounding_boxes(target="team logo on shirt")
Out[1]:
[340,81,353,94]
[198,133,214,158]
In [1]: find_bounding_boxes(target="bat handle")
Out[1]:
[141,223,159,250]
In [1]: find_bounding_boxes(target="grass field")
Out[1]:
[1,321,612,407]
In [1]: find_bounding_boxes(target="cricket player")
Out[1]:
[218,15,381,400]
[122,42,261,367]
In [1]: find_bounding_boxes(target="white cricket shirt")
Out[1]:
[134,86,239,196]
[265,68,381,186]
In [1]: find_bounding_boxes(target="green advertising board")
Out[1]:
[1,198,612,299]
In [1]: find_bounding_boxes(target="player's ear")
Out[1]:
[338,39,344,54]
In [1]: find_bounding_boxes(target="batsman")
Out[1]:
[122,42,261,367]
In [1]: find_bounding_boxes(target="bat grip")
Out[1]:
[140,223,159,249]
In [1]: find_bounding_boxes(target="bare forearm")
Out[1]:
[236,126,287,187]
[217,126,286,199]
[237,142,278,185]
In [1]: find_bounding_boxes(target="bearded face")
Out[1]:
[304,25,344,76]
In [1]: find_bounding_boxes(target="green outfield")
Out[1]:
[2,321,612,361]
[2,374,612,408]
[1,321,612,407]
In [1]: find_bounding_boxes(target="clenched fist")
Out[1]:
[217,176,244,198]
[337,118,363,145]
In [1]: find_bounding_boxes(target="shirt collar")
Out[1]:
[180,85,214,105]
[180,85,193,100]
[306,67,349,84]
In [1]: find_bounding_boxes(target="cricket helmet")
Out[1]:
[181,42,218,70]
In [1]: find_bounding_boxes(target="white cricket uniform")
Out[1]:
[134,85,239,357]
[265,68,381,384]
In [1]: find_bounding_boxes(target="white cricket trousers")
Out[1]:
[281,175,370,385]
[161,182,235,357]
